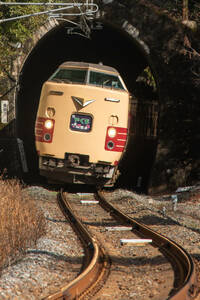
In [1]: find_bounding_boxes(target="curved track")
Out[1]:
[45,189,199,300]
[45,189,110,300]
[97,190,199,300]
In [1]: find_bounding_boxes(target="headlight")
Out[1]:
[44,119,53,129]
[108,127,117,138]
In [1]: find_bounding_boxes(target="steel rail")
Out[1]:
[97,190,198,300]
[45,189,109,300]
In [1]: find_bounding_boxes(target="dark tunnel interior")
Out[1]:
[16,21,156,190]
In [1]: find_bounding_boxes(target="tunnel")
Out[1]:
[16,21,158,191]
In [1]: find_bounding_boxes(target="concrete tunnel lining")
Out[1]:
[16,21,157,188]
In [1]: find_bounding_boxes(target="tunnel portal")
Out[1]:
[1,1,198,192]
[16,20,157,190]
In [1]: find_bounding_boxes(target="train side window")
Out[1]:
[89,71,125,90]
[49,69,87,84]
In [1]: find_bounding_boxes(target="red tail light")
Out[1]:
[105,126,128,152]
[35,117,55,143]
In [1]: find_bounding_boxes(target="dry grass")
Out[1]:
[0,179,46,270]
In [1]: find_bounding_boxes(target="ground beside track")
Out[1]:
[0,187,83,299]
[0,185,200,299]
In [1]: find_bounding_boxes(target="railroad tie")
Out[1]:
[120,239,152,246]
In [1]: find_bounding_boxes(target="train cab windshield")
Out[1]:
[89,71,124,90]
[49,67,125,91]
[49,69,87,84]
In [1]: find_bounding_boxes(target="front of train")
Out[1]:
[35,62,130,186]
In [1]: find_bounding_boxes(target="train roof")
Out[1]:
[59,61,119,74]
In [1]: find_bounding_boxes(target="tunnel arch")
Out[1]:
[16,18,158,189]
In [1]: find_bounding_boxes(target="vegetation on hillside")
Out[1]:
[151,0,200,23]
[0,0,47,99]
[0,0,86,80]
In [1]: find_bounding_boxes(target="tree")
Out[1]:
[0,1,47,76]
[0,0,88,84]
[182,0,189,21]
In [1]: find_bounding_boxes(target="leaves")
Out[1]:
[0,1,49,95]
[1,2,38,36]
[0,1,47,65]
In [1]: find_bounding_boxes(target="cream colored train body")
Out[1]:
[35,62,130,186]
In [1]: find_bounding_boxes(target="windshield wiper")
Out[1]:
[49,78,72,83]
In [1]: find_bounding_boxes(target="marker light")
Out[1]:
[44,119,53,129]
[35,117,55,143]
[108,127,117,138]
[105,126,128,152]
[46,107,55,118]
[44,133,51,141]
[107,141,114,149]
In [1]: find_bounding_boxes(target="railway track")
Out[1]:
[45,190,110,300]
[97,190,199,300]
[45,189,200,300]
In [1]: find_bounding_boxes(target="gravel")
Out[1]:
[0,186,83,300]
[0,184,200,299]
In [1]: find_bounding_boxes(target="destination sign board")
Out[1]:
[70,114,92,132]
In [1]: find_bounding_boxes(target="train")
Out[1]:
[35,61,130,187]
